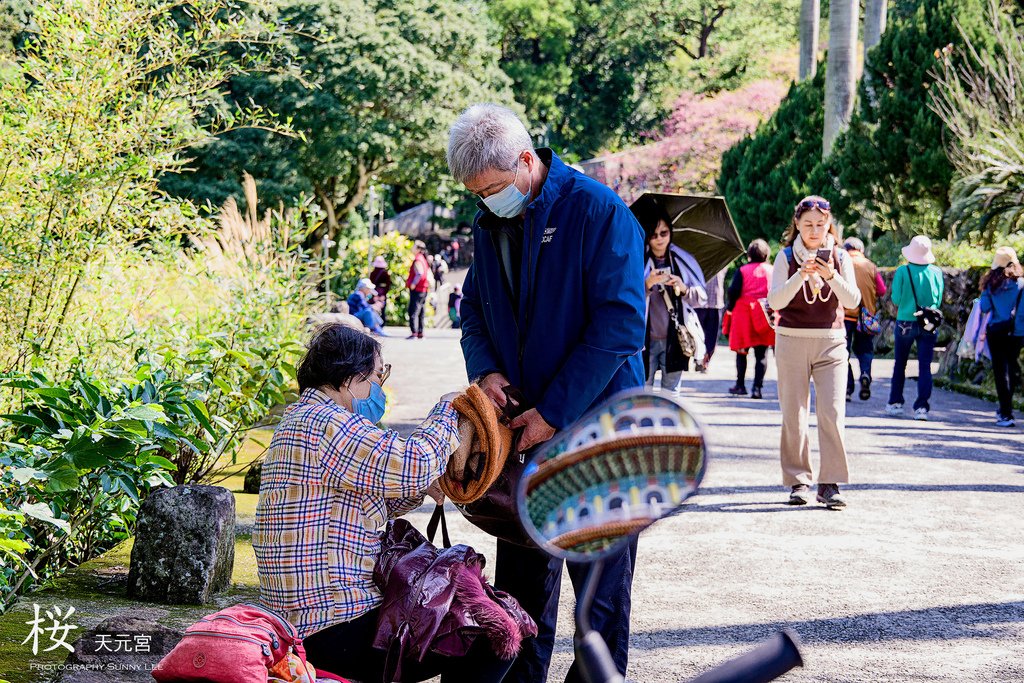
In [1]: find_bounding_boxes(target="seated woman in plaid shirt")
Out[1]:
[253,323,513,682]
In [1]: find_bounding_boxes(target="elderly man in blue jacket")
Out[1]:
[446,103,646,683]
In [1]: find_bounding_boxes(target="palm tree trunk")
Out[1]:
[798,0,820,81]
[863,0,888,60]
[822,0,860,157]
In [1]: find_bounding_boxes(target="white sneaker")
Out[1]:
[996,416,1016,428]
[914,408,929,421]
[885,403,904,417]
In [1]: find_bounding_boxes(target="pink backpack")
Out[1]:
[153,602,312,682]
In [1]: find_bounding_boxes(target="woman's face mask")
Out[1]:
[352,380,387,424]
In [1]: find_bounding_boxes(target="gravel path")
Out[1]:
[380,330,1024,683]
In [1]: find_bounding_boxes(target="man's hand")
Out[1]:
[509,408,556,452]
[478,372,511,409]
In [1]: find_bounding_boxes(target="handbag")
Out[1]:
[905,266,943,333]
[985,287,1024,336]
[373,505,538,682]
[661,288,703,358]
[721,310,733,336]
[857,306,882,335]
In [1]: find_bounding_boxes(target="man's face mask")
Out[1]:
[482,156,531,218]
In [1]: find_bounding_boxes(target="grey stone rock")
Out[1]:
[127,485,235,604]
[243,460,262,494]
[57,613,182,682]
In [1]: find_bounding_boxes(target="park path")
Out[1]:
[379,329,1024,683]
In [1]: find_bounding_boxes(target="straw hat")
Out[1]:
[902,235,935,265]
[992,246,1020,270]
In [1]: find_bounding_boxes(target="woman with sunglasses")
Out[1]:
[254,323,513,681]
[631,196,708,392]
[767,196,861,509]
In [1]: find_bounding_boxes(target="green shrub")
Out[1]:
[0,368,183,609]
[333,233,417,326]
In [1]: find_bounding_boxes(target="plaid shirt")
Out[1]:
[253,388,459,638]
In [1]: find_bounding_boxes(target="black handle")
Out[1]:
[687,630,803,683]
[426,503,451,548]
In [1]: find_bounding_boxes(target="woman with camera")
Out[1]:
[767,196,861,509]
[885,235,945,422]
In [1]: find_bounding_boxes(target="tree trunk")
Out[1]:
[822,0,860,157]
[798,0,820,81]
[863,0,887,61]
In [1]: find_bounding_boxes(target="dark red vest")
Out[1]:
[777,247,845,330]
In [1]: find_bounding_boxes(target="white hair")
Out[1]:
[446,104,534,185]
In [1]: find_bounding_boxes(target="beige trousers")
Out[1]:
[775,333,851,487]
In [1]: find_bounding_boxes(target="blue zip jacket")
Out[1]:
[460,150,646,430]
[979,277,1024,336]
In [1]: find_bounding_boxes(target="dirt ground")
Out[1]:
[383,329,1024,683]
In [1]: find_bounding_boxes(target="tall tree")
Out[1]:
[492,0,672,159]
[863,0,888,58]
[822,0,859,156]
[828,0,993,235]
[164,0,514,240]
[798,0,820,80]
[659,0,800,93]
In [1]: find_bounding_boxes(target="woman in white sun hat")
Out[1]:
[886,235,944,420]
[979,246,1024,427]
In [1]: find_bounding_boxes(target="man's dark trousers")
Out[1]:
[494,536,638,682]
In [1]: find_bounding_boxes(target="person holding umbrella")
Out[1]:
[630,196,708,392]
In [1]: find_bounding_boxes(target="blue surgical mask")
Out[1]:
[352,381,387,424]
[482,159,531,218]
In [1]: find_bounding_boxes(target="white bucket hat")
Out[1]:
[992,246,1020,270]
[902,235,935,265]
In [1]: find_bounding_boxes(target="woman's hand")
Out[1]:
[424,480,445,505]
[645,271,670,291]
[666,274,689,295]
[812,255,836,280]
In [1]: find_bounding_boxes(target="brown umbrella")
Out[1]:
[629,193,745,278]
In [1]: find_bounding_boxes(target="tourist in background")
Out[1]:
[631,197,708,392]
[842,237,886,402]
[406,240,431,339]
[347,278,385,336]
[432,253,448,291]
[886,235,944,421]
[448,285,463,330]
[979,246,1024,428]
[726,239,775,399]
[767,196,860,509]
[695,269,727,372]
[369,255,392,322]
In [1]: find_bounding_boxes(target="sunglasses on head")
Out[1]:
[794,199,831,217]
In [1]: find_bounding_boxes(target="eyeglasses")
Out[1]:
[794,199,831,217]
[653,230,671,239]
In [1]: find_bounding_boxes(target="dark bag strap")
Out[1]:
[426,503,451,549]
[905,265,925,309]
